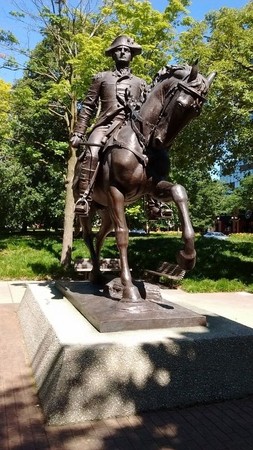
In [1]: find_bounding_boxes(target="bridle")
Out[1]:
[132,71,208,151]
[177,81,207,103]
[153,73,209,135]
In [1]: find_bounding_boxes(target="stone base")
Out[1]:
[18,283,253,425]
[55,280,206,332]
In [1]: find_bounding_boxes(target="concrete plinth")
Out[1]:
[18,283,253,425]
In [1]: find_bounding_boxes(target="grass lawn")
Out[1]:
[0,231,252,293]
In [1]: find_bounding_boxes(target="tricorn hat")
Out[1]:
[105,35,142,57]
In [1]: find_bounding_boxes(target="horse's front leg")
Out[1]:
[171,184,196,270]
[154,181,196,270]
[108,186,141,303]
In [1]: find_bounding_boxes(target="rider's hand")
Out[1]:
[70,133,84,148]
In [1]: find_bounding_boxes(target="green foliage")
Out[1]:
[173,1,253,171]
[0,232,252,293]
[182,278,248,293]
[0,29,19,45]
[125,200,146,229]
[190,179,228,230]
[170,167,227,230]
[0,0,191,238]
[2,68,69,231]
[234,174,253,211]
[0,80,12,140]
[69,0,191,96]
[1,0,252,250]
[0,150,65,231]
[0,233,64,279]
[181,233,253,292]
[221,174,253,215]
[128,232,253,292]
[0,154,33,230]
[0,78,67,230]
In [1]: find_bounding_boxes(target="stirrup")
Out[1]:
[74,197,90,217]
[147,206,161,220]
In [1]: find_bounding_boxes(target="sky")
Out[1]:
[0,0,249,83]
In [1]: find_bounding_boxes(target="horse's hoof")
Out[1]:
[176,250,196,271]
[121,285,142,303]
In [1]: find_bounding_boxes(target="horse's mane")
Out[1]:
[151,64,187,85]
[151,64,209,95]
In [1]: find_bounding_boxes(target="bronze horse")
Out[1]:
[77,63,216,304]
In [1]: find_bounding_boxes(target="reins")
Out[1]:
[98,71,207,170]
[131,81,179,148]
[132,73,207,148]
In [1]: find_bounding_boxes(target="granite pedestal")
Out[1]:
[18,282,253,425]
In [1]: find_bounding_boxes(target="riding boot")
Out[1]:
[74,157,98,217]
[146,197,162,220]
[146,197,173,220]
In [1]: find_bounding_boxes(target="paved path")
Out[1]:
[1,282,253,449]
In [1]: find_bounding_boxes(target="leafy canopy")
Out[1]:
[173,1,253,172]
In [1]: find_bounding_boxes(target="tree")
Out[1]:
[236,174,253,211]
[8,75,67,227]
[190,179,228,231]
[0,79,12,140]
[0,155,36,231]
[222,174,253,216]
[0,78,65,231]
[172,1,253,174]
[125,200,146,230]
[170,167,227,231]
[1,0,191,267]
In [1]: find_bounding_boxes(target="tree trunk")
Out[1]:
[60,145,77,268]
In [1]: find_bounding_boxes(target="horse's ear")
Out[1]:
[188,59,199,81]
[207,71,217,87]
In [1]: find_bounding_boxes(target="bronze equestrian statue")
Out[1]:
[71,36,216,305]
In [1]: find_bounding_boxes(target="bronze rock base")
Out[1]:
[55,279,206,332]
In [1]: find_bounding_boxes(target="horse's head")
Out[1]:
[143,63,216,150]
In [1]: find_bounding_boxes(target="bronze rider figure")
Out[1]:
[70,35,147,217]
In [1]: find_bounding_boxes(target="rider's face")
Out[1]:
[112,46,132,66]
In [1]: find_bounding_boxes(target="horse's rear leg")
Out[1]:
[79,205,101,282]
[108,186,141,302]
[89,209,114,283]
